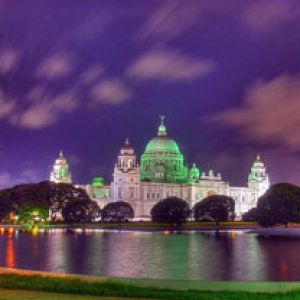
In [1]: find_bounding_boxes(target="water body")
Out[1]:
[0,228,299,281]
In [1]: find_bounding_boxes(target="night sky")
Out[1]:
[0,0,299,188]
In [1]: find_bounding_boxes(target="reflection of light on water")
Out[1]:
[6,230,15,268]
[32,227,39,236]
[231,231,237,240]
[163,230,171,235]
[280,261,288,281]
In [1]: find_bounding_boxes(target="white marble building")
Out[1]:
[50,118,270,219]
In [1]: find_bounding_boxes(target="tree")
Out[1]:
[242,208,257,222]
[0,188,16,221]
[0,181,93,223]
[150,197,190,226]
[62,199,99,223]
[194,195,235,225]
[47,182,91,220]
[256,183,300,227]
[101,201,134,222]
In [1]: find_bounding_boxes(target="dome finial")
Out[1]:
[125,137,130,145]
[59,150,63,157]
[158,115,167,136]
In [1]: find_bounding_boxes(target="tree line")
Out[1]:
[1,180,300,227]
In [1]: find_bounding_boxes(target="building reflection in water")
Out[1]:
[1,228,300,280]
[46,229,71,274]
[280,261,288,281]
[6,228,15,268]
[230,231,266,280]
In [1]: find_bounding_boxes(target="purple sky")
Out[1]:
[0,0,299,188]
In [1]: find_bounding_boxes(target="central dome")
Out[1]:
[140,117,188,183]
[144,136,180,154]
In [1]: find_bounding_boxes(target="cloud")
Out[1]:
[242,0,300,33]
[0,172,14,188]
[137,0,205,40]
[211,73,300,151]
[80,65,103,85]
[0,168,42,189]
[0,49,20,74]
[0,92,15,119]
[90,79,132,104]
[73,11,111,41]
[127,49,217,82]
[36,53,74,79]
[12,90,78,129]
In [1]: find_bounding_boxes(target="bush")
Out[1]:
[150,197,190,226]
[101,201,134,222]
[194,195,235,225]
[256,183,300,227]
[62,199,99,224]
[242,208,257,222]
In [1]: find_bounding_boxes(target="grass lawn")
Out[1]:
[58,221,257,230]
[0,289,148,300]
[1,273,300,300]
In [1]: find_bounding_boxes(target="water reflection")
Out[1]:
[6,229,15,268]
[1,229,300,280]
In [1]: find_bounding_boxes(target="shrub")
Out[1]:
[101,201,134,222]
[194,195,235,225]
[150,197,190,226]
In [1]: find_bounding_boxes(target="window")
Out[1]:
[130,187,134,198]
[128,159,132,167]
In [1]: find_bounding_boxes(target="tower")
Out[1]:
[111,138,141,215]
[50,150,72,184]
[248,154,270,204]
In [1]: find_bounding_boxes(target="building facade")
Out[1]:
[50,117,270,219]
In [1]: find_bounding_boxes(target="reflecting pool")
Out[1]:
[0,228,299,281]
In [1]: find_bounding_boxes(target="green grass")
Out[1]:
[0,274,299,300]
[0,289,144,300]
[0,221,257,230]
[64,221,256,229]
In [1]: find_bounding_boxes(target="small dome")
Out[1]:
[92,177,104,187]
[120,138,134,155]
[252,154,264,168]
[189,163,200,181]
[55,150,67,164]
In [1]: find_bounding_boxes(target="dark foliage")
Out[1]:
[62,199,99,223]
[256,183,300,227]
[102,201,134,222]
[242,208,257,222]
[194,195,235,225]
[150,197,190,226]
[0,181,93,222]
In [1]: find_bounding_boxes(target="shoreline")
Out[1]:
[0,267,299,293]
[0,222,258,232]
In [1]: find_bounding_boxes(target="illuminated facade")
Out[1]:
[54,117,270,219]
[50,150,72,184]
[94,118,270,218]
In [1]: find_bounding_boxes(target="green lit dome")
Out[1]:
[92,177,104,187]
[140,116,188,184]
[144,136,180,154]
[189,163,200,183]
